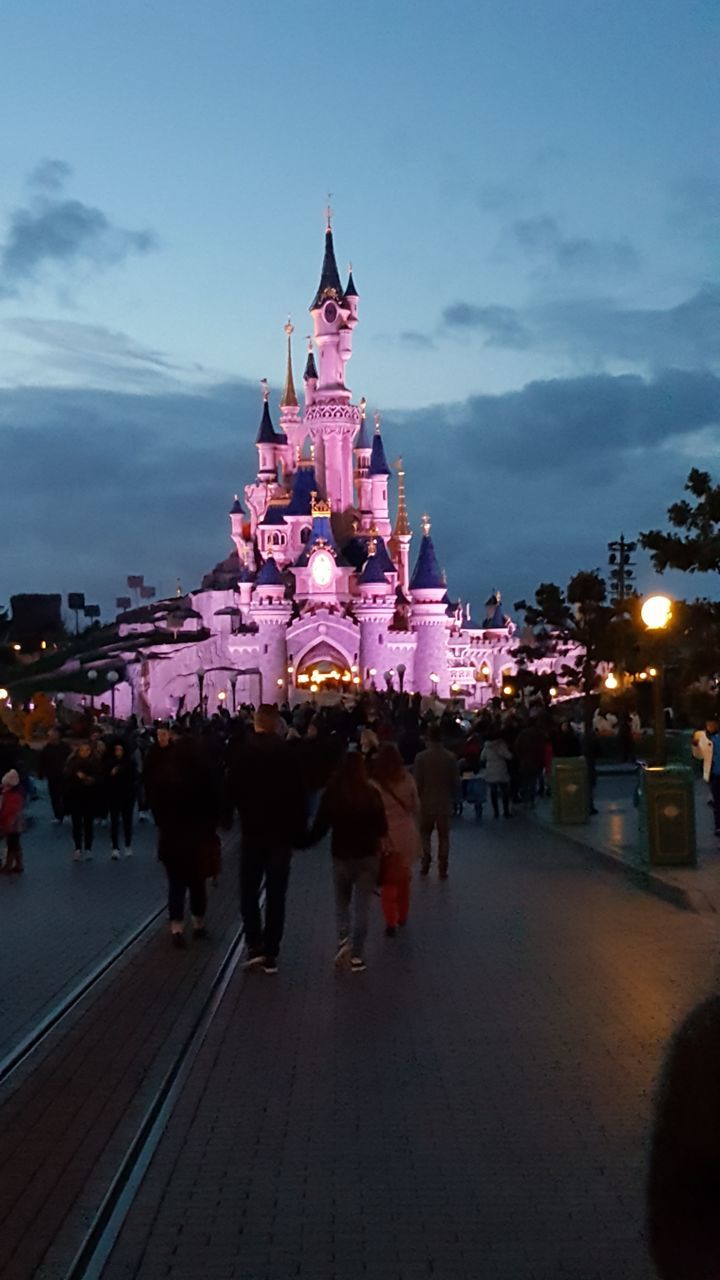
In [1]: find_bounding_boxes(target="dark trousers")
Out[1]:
[420,813,450,872]
[167,872,207,924]
[110,802,134,849]
[48,777,65,821]
[490,782,511,818]
[710,775,720,831]
[240,845,292,961]
[71,809,94,851]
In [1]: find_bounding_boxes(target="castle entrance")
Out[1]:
[295,652,360,695]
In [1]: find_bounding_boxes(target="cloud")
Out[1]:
[1,366,717,618]
[510,214,639,274]
[4,317,184,390]
[0,160,157,297]
[398,330,436,351]
[438,284,720,370]
[667,175,720,245]
[441,302,532,349]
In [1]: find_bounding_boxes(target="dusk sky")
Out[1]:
[0,0,718,620]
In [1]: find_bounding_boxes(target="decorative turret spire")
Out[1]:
[256,381,276,445]
[368,413,391,477]
[393,458,411,538]
[344,262,358,299]
[421,513,431,536]
[280,318,298,408]
[310,221,344,310]
[354,396,371,452]
[303,336,318,382]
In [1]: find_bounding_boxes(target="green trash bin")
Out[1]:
[638,764,697,867]
[552,758,590,824]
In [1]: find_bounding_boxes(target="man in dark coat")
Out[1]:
[37,727,71,823]
[227,704,307,974]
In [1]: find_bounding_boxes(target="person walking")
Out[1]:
[0,769,25,873]
[64,742,101,861]
[155,736,220,948]
[307,751,387,970]
[37,727,70,824]
[481,731,513,819]
[414,725,460,879]
[227,704,307,975]
[106,741,138,859]
[373,743,420,935]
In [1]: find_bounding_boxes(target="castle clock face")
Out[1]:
[310,550,334,588]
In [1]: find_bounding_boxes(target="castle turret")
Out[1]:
[250,556,292,702]
[353,397,372,522]
[344,266,359,327]
[368,413,392,537]
[229,494,246,563]
[256,381,278,482]
[410,515,450,696]
[303,338,318,410]
[279,319,303,468]
[388,458,412,593]
[356,536,395,688]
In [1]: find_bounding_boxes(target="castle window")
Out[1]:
[300,527,311,545]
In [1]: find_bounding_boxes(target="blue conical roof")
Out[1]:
[256,556,284,586]
[229,495,243,515]
[287,464,317,516]
[310,229,344,310]
[410,535,444,590]
[256,401,276,445]
[304,348,318,381]
[368,431,391,477]
[354,414,371,452]
[360,552,388,585]
[344,270,358,299]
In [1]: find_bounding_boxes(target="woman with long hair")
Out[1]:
[307,751,387,972]
[372,743,420,935]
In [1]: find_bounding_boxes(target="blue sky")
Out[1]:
[0,0,718,616]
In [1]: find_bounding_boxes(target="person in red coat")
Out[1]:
[0,769,25,873]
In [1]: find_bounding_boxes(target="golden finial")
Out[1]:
[281,317,298,408]
[367,534,377,557]
[421,513,431,537]
[326,193,333,230]
[374,411,381,435]
[360,396,366,420]
[260,377,269,403]
[306,335,313,351]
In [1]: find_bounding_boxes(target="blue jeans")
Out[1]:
[332,855,379,958]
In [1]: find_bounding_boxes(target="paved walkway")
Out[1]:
[534,773,720,914]
[102,815,719,1280]
[0,786,165,1060]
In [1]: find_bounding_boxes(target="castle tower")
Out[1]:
[306,216,360,513]
[353,397,372,523]
[229,494,246,563]
[355,536,395,687]
[410,515,450,696]
[368,413,392,537]
[388,458,412,593]
[279,319,303,469]
[250,556,292,702]
[256,380,279,482]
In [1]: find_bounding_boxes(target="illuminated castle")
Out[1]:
[118,221,551,719]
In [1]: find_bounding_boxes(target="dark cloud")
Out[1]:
[510,214,639,274]
[441,302,532,348]
[438,285,720,369]
[1,366,717,618]
[6,317,182,388]
[0,161,156,297]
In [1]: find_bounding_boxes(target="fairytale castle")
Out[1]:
[117,221,554,719]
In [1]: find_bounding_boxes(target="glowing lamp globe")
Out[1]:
[605,672,618,690]
[641,595,672,631]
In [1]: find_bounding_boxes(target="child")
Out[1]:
[0,769,25,873]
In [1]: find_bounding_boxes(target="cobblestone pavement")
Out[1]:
[0,786,166,1060]
[104,815,720,1280]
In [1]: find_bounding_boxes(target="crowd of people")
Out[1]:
[0,693,588,970]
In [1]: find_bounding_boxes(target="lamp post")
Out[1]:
[196,666,206,717]
[87,668,98,713]
[396,662,406,694]
[430,672,439,697]
[229,672,239,715]
[641,594,672,766]
[107,670,120,720]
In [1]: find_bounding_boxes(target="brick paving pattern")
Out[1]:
[103,816,720,1280]
[0,787,166,1059]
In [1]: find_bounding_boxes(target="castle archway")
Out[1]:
[294,643,360,693]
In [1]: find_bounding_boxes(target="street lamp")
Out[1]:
[396,662,406,693]
[229,671,239,714]
[196,666,206,716]
[87,668,98,713]
[604,671,619,691]
[430,672,439,695]
[107,669,120,720]
[641,594,673,765]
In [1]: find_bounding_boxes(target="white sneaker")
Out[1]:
[123,847,133,857]
[111,849,120,860]
[73,849,83,862]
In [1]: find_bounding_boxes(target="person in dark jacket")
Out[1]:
[37,727,71,823]
[142,726,176,825]
[306,751,387,971]
[106,741,138,859]
[414,725,460,879]
[156,735,220,949]
[226,704,307,975]
[647,995,720,1278]
[64,742,101,861]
